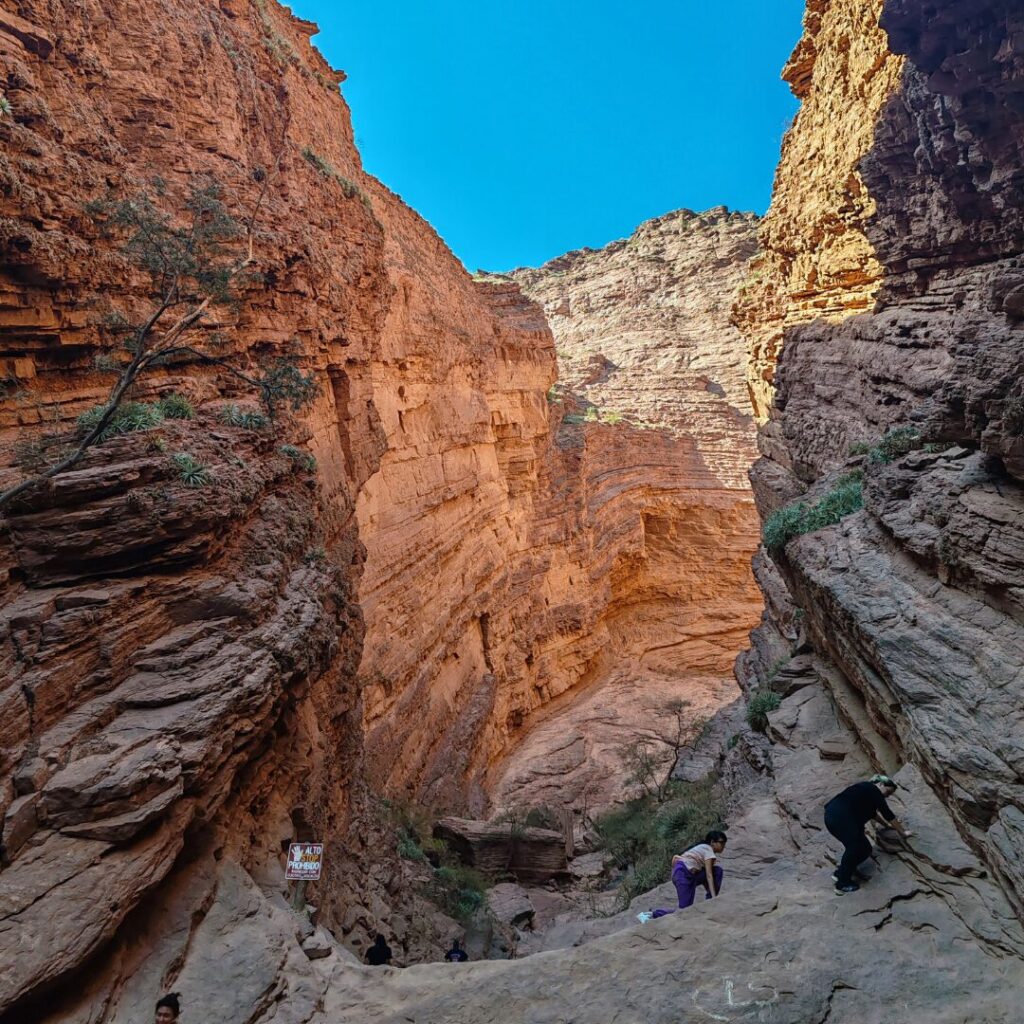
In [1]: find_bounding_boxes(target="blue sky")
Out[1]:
[286,1,805,271]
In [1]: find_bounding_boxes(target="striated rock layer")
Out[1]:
[0,0,396,1014]
[509,207,760,488]
[734,0,1024,926]
[0,0,762,1018]
[487,213,762,809]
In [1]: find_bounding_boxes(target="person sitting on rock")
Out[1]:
[444,938,469,962]
[154,993,181,1024]
[651,830,727,917]
[824,774,913,895]
[365,933,393,966]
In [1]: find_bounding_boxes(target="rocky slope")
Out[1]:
[485,212,763,809]
[734,0,1024,924]
[0,0,761,1017]
[299,665,1024,1024]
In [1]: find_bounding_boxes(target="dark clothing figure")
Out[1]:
[444,943,469,962]
[365,935,392,966]
[824,781,896,886]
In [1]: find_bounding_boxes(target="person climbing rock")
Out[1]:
[444,938,469,962]
[824,774,913,895]
[154,993,181,1023]
[650,830,727,917]
[365,933,393,966]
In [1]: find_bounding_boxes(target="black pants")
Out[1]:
[824,807,871,885]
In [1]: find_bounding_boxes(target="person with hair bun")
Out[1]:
[649,830,728,918]
[154,993,181,1023]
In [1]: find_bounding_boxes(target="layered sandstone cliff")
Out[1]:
[734,0,1024,920]
[0,0,762,1016]
[510,207,759,487]
[352,213,763,818]
[486,213,762,809]
[0,1,393,1015]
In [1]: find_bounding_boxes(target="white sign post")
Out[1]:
[286,842,323,912]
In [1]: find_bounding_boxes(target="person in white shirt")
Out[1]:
[649,830,727,919]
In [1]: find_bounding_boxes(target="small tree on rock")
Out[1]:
[617,698,710,803]
[0,170,318,512]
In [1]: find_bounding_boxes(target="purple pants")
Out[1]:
[651,864,724,917]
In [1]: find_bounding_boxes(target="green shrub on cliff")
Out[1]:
[869,426,922,464]
[157,393,195,420]
[800,472,864,532]
[746,689,782,733]
[171,452,211,487]
[219,403,268,431]
[761,501,808,554]
[762,472,863,555]
[279,444,317,472]
[1,178,322,512]
[77,400,164,441]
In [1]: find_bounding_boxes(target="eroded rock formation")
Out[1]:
[735,0,1024,925]
[306,666,1024,1024]
[490,212,762,809]
[0,0,761,1016]
[510,207,759,488]
[3,0,1023,1018]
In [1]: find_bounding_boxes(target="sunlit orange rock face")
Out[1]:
[734,0,905,425]
[355,211,764,815]
[487,210,763,809]
[0,0,762,1012]
[0,0,399,1013]
[736,0,1024,916]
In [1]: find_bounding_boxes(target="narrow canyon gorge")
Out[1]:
[0,0,1022,1022]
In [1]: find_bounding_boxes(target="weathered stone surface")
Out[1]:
[492,669,739,812]
[509,207,759,489]
[433,818,568,884]
[734,0,905,424]
[2,0,1022,1018]
[485,883,535,929]
[484,210,762,811]
[734,0,1024,930]
[302,927,336,961]
[305,680,1024,1023]
[357,216,763,815]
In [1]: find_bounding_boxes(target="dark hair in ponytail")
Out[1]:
[704,830,727,845]
[156,993,181,1018]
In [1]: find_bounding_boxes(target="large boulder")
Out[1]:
[433,818,568,883]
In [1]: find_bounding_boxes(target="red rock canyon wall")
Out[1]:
[0,0,762,1014]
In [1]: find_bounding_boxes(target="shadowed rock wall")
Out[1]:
[735,0,1024,916]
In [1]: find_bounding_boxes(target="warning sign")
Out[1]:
[286,842,324,881]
